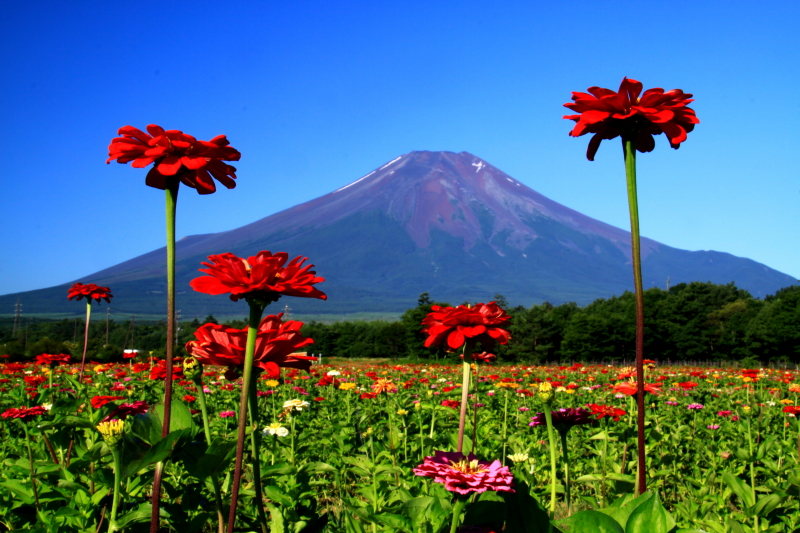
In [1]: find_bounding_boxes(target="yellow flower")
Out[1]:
[397,409,408,416]
[780,399,793,404]
[265,379,280,388]
[339,383,357,391]
[790,384,800,393]
[497,382,518,389]
[564,389,576,395]
[97,419,125,447]
[537,382,553,403]
[507,453,529,463]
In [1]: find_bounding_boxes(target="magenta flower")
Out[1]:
[413,451,514,494]
[219,410,236,418]
[687,403,704,410]
[529,408,593,432]
[707,424,720,430]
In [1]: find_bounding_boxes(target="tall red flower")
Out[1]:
[422,302,511,350]
[104,401,149,422]
[587,403,627,422]
[91,395,126,409]
[67,283,113,304]
[613,381,661,396]
[563,77,699,161]
[107,125,241,194]
[34,353,71,366]
[190,251,326,303]
[185,314,316,378]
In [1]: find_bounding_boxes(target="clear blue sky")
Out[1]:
[1,0,798,298]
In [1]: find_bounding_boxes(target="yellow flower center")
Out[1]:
[449,459,487,474]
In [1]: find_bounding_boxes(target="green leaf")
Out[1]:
[464,501,506,527]
[753,494,783,517]
[153,400,195,433]
[189,438,236,480]
[123,428,193,476]
[373,513,413,532]
[0,480,33,505]
[556,510,624,533]
[131,411,163,445]
[110,503,163,530]
[262,463,297,477]
[448,432,474,454]
[38,416,95,431]
[502,480,557,533]
[625,492,672,533]
[402,496,434,523]
[267,502,286,533]
[264,485,293,507]
[722,472,755,509]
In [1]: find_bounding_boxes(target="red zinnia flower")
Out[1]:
[183,395,196,403]
[2,406,47,420]
[421,302,511,351]
[413,451,514,494]
[185,314,315,378]
[529,408,594,430]
[783,406,800,416]
[34,353,71,366]
[563,77,699,161]
[441,399,460,409]
[149,360,184,381]
[67,283,113,304]
[107,125,241,195]
[613,382,661,396]
[190,251,326,303]
[587,403,627,422]
[91,395,126,409]
[104,401,149,422]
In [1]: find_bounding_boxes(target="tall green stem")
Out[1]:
[22,423,40,512]
[543,406,558,516]
[109,448,122,532]
[248,376,269,533]
[456,346,473,454]
[227,302,265,533]
[559,431,572,516]
[449,497,468,533]
[623,137,647,495]
[502,392,509,465]
[197,383,225,533]
[78,301,92,382]
[150,179,179,533]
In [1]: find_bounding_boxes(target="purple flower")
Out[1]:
[687,403,704,410]
[530,408,593,432]
[707,424,720,430]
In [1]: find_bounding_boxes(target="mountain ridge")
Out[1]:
[2,151,795,316]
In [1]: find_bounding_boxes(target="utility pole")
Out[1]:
[106,308,110,346]
[12,299,21,337]
[283,304,291,321]
[666,276,670,291]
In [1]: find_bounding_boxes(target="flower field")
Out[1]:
[2,358,800,533]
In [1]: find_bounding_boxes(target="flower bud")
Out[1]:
[182,356,203,383]
[537,382,554,404]
[97,419,125,448]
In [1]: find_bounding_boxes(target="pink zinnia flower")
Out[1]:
[219,410,236,418]
[687,403,704,410]
[413,451,514,494]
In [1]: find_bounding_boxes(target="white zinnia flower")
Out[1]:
[263,423,289,437]
[326,370,341,377]
[283,399,310,411]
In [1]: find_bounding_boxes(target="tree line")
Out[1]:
[1,282,798,365]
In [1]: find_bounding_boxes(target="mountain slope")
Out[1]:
[3,151,796,316]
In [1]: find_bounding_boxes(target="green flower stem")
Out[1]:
[449,496,468,533]
[543,405,558,516]
[21,422,41,512]
[471,362,479,454]
[456,348,473,454]
[502,391,509,465]
[196,383,226,533]
[429,404,436,441]
[109,447,122,532]
[248,376,269,533]
[747,413,760,533]
[151,178,179,533]
[623,136,647,495]
[78,300,92,381]
[227,301,265,533]
[290,415,297,465]
[601,418,609,507]
[559,431,572,516]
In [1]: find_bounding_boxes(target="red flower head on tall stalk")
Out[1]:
[34,353,71,366]
[67,283,113,304]
[563,77,699,161]
[107,125,241,194]
[422,302,511,351]
[185,314,316,378]
[190,251,327,304]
